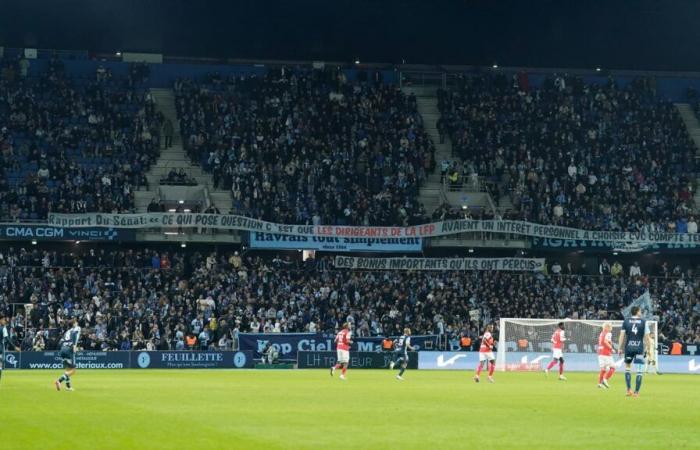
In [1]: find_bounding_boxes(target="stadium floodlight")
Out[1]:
[116,51,122,57]
[181,243,187,248]
[355,59,360,65]
[492,64,498,69]
[31,239,37,245]
[496,318,659,372]
[468,248,474,253]
[596,67,601,72]
[178,200,185,204]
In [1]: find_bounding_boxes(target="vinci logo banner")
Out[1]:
[250,232,422,252]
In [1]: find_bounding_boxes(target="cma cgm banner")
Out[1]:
[250,232,422,252]
[0,224,134,241]
[47,212,700,246]
[334,256,545,271]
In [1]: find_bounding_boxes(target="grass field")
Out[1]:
[1,369,698,450]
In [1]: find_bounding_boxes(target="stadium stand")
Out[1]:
[0,56,161,221]
[1,248,697,352]
[174,69,436,226]
[438,73,698,232]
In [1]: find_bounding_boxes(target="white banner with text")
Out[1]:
[46,212,700,246]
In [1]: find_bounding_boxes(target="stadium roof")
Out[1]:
[1,0,699,71]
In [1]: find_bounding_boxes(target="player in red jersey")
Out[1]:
[330,323,352,380]
[544,322,567,380]
[597,322,616,389]
[474,324,496,383]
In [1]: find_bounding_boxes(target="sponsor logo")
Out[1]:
[137,352,151,368]
[233,352,247,368]
[4,353,18,368]
[436,354,467,367]
[689,359,700,372]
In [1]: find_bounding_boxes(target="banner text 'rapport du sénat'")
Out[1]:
[47,212,700,246]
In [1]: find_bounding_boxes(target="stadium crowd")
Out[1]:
[0,56,161,221]
[0,247,698,353]
[438,73,698,232]
[174,69,435,226]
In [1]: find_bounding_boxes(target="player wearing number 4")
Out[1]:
[618,306,652,397]
[597,322,616,388]
[544,322,567,380]
[474,324,496,383]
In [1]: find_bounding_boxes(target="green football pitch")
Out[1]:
[1,370,698,450]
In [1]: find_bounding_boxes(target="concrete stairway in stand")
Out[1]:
[674,103,700,210]
[134,88,233,212]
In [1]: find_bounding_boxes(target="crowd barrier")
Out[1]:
[418,351,700,374]
[3,350,698,374]
[238,333,438,359]
[297,351,417,369]
[2,351,254,370]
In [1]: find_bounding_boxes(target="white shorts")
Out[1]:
[336,349,350,364]
[552,349,563,359]
[479,351,495,362]
[598,355,614,369]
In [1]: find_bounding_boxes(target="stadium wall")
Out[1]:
[417,351,700,375]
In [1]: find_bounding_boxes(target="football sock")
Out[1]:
[0,367,3,381]
[341,366,347,376]
[559,361,564,375]
[606,368,615,380]
[334,363,341,370]
[625,369,632,390]
[635,373,643,392]
[598,369,606,384]
[488,362,495,376]
[399,367,405,376]
[546,360,557,370]
[476,363,483,376]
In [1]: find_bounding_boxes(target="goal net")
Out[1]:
[495,318,658,372]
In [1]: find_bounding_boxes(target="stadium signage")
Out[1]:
[0,224,134,241]
[2,351,253,369]
[418,351,700,374]
[250,232,423,252]
[239,333,438,358]
[47,213,700,246]
[334,256,545,271]
[532,237,700,252]
[297,351,418,369]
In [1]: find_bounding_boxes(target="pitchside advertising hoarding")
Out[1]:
[297,351,418,369]
[2,351,254,369]
[0,224,134,242]
[250,232,422,252]
[238,333,439,359]
[417,351,700,374]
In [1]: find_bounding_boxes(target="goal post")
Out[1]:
[496,318,658,372]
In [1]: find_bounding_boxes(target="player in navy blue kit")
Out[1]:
[617,306,652,397]
[389,328,415,381]
[55,319,81,392]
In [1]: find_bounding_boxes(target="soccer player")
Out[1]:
[474,324,496,383]
[597,322,616,388]
[330,322,352,381]
[618,306,652,397]
[55,319,81,392]
[544,322,567,380]
[389,327,415,381]
[1,315,19,385]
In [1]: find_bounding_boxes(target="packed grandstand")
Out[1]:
[0,49,698,361]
